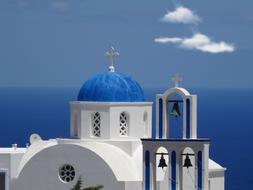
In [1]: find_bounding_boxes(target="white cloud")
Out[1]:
[154,37,182,44]
[160,6,202,24]
[49,1,68,13]
[154,33,235,53]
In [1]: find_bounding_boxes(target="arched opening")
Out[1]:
[158,98,163,139]
[119,112,129,136]
[198,151,203,190]
[167,93,183,138]
[155,147,169,190]
[91,112,101,137]
[182,147,196,190]
[145,150,150,190]
[171,151,176,190]
[159,98,163,138]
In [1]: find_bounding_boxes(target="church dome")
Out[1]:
[77,71,145,102]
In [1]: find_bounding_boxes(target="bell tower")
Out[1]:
[156,74,197,139]
[141,75,210,190]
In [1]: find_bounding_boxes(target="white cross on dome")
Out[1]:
[105,46,119,72]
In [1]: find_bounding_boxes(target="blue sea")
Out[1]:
[0,87,252,190]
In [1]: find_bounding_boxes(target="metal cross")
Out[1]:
[105,46,119,72]
[172,74,182,87]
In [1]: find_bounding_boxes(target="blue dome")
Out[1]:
[78,72,145,102]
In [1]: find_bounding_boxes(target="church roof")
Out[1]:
[77,71,145,102]
[17,139,142,181]
[209,159,226,172]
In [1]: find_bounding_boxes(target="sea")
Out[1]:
[0,87,252,190]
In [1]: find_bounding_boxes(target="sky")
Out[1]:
[0,0,252,88]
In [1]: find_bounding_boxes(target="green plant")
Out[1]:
[83,185,103,190]
[71,177,103,190]
[71,177,82,190]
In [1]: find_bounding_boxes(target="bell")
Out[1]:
[158,154,167,169]
[170,101,181,118]
[183,154,193,168]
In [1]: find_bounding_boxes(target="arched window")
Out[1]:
[143,111,148,137]
[73,112,78,137]
[92,112,101,137]
[143,111,148,123]
[119,112,129,136]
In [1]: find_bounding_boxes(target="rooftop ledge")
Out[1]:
[0,148,27,154]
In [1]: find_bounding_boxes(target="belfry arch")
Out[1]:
[156,79,197,139]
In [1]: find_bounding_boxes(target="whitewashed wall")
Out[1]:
[13,144,125,190]
[70,102,153,140]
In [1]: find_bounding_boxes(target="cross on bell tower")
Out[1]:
[105,46,119,72]
[172,74,182,87]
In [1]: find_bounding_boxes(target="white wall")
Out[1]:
[0,154,10,172]
[0,152,25,179]
[110,105,152,139]
[209,171,225,190]
[0,151,25,190]
[125,181,142,190]
[13,144,125,190]
[70,102,152,140]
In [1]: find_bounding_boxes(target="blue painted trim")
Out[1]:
[145,151,150,190]
[159,99,163,138]
[186,99,191,138]
[198,151,202,190]
[171,151,176,190]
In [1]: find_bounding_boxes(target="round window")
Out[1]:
[59,164,75,183]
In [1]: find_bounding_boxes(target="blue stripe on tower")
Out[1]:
[145,150,150,190]
[186,99,190,138]
[159,99,163,138]
[171,151,176,190]
[198,151,203,190]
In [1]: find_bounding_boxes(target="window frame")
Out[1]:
[119,112,129,137]
[72,111,78,137]
[91,112,101,137]
[58,164,75,183]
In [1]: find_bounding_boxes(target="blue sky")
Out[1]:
[0,0,252,88]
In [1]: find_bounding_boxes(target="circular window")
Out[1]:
[59,164,75,183]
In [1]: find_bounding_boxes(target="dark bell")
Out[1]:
[170,102,181,118]
[183,154,193,168]
[158,154,167,169]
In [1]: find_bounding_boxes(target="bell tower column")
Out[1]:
[162,97,168,139]
[151,154,157,190]
[202,144,210,190]
[182,99,187,139]
[189,95,197,139]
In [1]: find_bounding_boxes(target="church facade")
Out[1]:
[0,48,225,190]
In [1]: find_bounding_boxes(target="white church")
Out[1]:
[0,47,226,190]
